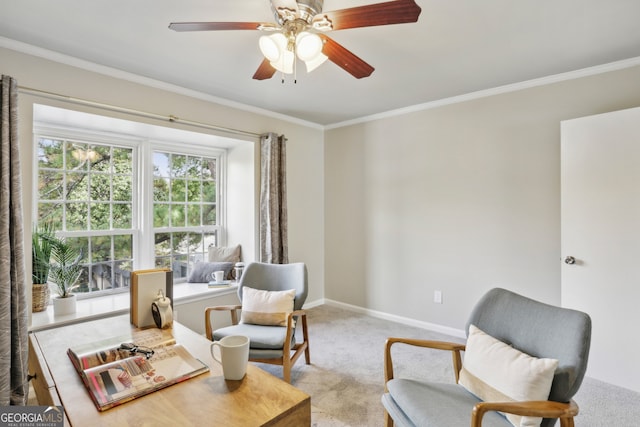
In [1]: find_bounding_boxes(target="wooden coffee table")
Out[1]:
[29,315,310,426]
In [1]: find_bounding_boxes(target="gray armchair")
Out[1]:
[382,288,591,427]
[205,262,310,383]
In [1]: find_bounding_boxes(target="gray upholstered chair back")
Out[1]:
[466,288,591,410]
[238,262,308,310]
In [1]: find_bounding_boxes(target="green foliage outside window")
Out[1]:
[36,137,221,293]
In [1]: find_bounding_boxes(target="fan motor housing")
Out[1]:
[297,0,324,23]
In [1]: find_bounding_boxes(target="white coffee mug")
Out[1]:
[210,335,250,380]
[211,270,225,282]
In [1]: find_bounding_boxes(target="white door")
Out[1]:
[561,106,640,392]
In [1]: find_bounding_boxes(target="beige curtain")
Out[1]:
[260,133,288,264]
[0,75,29,405]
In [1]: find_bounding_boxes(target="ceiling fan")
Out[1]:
[169,0,422,80]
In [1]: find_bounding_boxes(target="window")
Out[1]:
[36,137,135,294]
[35,124,225,298]
[152,151,220,280]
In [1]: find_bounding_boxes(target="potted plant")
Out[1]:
[32,223,54,312]
[46,235,83,316]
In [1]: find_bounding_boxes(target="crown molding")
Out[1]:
[326,56,640,130]
[0,36,324,130]
[3,36,639,132]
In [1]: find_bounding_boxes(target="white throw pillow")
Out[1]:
[240,286,295,327]
[459,324,559,427]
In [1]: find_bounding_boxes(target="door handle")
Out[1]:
[564,256,576,265]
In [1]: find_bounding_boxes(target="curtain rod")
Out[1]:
[15,84,262,139]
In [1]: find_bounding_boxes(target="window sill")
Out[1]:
[29,282,239,332]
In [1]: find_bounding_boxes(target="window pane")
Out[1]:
[113,147,132,174]
[90,174,111,201]
[172,232,188,253]
[38,138,64,169]
[67,202,89,230]
[187,232,203,254]
[36,135,136,298]
[75,267,91,293]
[114,175,132,202]
[114,235,133,260]
[173,254,188,280]
[204,205,216,225]
[171,179,186,202]
[66,142,89,170]
[187,205,201,227]
[90,145,111,173]
[155,257,171,269]
[113,260,132,288]
[171,154,187,178]
[203,232,217,249]
[186,156,202,179]
[39,171,64,201]
[92,236,112,263]
[153,152,170,177]
[154,204,170,227]
[187,180,201,202]
[202,181,216,202]
[68,237,89,264]
[202,158,215,180]
[113,204,132,229]
[38,202,63,227]
[91,263,113,290]
[154,178,169,202]
[155,233,171,257]
[67,172,88,200]
[171,204,186,227]
[90,203,111,230]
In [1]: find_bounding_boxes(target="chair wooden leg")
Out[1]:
[301,314,311,364]
[283,353,292,383]
[384,410,394,427]
[304,345,311,364]
[559,417,575,427]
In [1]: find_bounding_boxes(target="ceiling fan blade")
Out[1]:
[313,0,422,31]
[320,35,374,79]
[253,59,277,80]
[169,22,267,32]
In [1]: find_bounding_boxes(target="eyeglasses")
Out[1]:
[119,343,155,360]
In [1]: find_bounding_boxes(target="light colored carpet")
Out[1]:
[29,304,640,426]
[254,304,640,427]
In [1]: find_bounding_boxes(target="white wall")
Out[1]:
[6,42,640,336]
[0,45,325,305]
[325,65,640,331]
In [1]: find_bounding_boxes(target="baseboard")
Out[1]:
[304,298,466,339]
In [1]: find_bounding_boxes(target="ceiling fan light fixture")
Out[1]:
[271,49,295,74]
[303,52,328,72]
[295,32,323,61]
[259,33,287,62]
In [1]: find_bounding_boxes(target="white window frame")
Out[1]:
[139,140,227,274]
[33,123,228,298]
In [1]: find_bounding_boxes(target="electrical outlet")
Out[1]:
[434,290,443,304]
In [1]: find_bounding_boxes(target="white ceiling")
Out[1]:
[2,0,640,127]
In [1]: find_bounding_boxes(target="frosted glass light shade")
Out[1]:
[258,31,326,75]
[304,52,328,72]
[259,33,287,62]
[296,32,323,61]
[272,49,295,74]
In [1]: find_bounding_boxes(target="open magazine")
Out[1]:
[67,328,209,411]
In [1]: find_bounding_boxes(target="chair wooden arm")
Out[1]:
[204,305,242,340]
[471,399,579,427]
[384,337,466,385]
[284,309,308,352]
